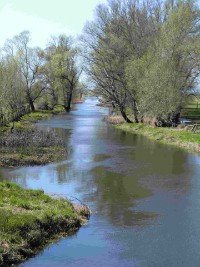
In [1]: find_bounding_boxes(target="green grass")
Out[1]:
[117,123,200,153]
[0,182,89,266]
[16,106,65,126]
[0,105,65,131]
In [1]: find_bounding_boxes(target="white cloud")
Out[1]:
[0,4,72,48]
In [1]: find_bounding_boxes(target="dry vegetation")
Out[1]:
[0,109,66,167]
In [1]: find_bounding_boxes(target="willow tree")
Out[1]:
[44,35,81,112]
[82,1,134,122]
[126,0,200,125]
[5,31,44,112]
[82,0,166,123]
[0,51,26,125]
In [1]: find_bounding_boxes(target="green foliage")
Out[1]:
[0,32,81,127]
[42,35,81,111]
[84,0,200,125]
[127,1,199,124]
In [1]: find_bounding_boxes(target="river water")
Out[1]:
[1,97,200,267]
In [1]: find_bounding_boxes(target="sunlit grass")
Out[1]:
[0,182,89,266]
[0,182,81,266]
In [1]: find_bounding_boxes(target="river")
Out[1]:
[1,97,200,267]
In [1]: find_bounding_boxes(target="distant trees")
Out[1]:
[83,0,200,126]
[43,35,81,112]
[0,0,199,128]
[0,32,82,126]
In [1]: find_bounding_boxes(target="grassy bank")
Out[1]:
[0,107,66,167]
[0,182,89,267]
[117,123,200,153]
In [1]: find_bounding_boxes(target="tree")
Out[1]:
[44,35,81,112]
[11,31,44,111]
[83,0,199,126]
[82,0,165,122]
[126,0,200,125]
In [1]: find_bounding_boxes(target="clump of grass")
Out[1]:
[20,107,65,124]
[0,182,90,266]
[20,112,51,123]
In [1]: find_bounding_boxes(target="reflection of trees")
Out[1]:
[88,166,156,227]
[55,164,69,183]
[112,129,192,194]
[0,170,28,188]
[55,128,73,159]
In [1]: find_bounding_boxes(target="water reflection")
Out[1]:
[88,166,157,227]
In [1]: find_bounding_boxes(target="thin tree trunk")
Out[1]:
[133,100,139,123]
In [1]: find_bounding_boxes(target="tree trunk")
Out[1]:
[120,106,132,123]
[172,103,182,125]
[29,99,35,112]
[64,90,73,112]
[133,100,139,123]
[172,111,181,125]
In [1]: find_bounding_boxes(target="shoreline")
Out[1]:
[0,182,90,267]
[0,104,90,266]
[117,123,200,153]
[105,115,200,153]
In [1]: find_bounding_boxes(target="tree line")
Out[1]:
[82,0,200,126]
[0,32,83,126]
[0,0,199,127]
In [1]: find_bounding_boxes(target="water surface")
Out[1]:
[1,97,200,267]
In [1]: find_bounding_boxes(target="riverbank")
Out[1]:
[116,122,200,153]
[0,182,90,267]
[0,108,66,168]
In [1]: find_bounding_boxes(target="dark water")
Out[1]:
[1,97,200,267]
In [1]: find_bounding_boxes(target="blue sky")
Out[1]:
[0,0,106,48]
